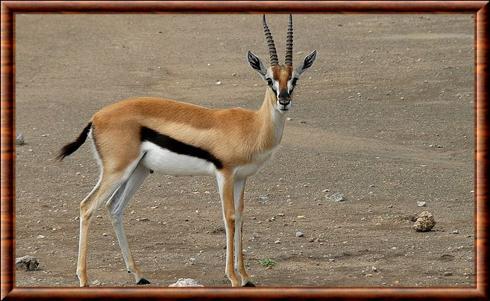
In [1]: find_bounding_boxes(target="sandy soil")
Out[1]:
[14,14,475,287]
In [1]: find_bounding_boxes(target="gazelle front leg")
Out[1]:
[216,170,240,287]
[233,178,254,287]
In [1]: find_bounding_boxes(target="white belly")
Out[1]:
[141,141,216,176]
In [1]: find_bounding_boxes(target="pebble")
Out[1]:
[451,230,459,234]
[286,117,293,121]
[169,278,204,287]
[372,266,378,272]
[15,255,39,271]
[325,192,346,202]
[16,133,25,145]
[297,215,305,219]
[136,217,150,222]
[91,280,101,286]
[295,231,304,238]
[443,272,453,276]
[322,189,329,193]
[215,80,222,85]
[274,240,281,244]
[258,195,269,203]
[102,233,108,236]
[413,211,436,232]
[37,235,45,239]
[417,201,427,207]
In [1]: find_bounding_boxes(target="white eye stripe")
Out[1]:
[273,81,280,94]
[287,78,298,93]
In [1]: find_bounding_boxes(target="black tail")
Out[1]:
[57,122,92,161]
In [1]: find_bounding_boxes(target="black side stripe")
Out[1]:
[140,126,223,170]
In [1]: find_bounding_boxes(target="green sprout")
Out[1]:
[258,258,277,268]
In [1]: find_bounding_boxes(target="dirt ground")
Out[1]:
[14,14,475,287]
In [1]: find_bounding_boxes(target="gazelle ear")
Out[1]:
[247,51,267,77]
[296,50,317,75]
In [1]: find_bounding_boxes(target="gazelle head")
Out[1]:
[247,15,317,113]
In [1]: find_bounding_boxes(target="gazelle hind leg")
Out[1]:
[233,178,253,286]
[106,160,150,285]
[77,172,124,287]
[216,171,240,287]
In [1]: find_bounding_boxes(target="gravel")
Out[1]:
[169,278,204,287]
[326,192,346,202]
[16,133,25,145]
[16,255,39,271]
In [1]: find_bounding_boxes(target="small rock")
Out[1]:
[274,240,281,244]
[277,213,285,217]
[258,195,269,203]
[325,192,346,202]
[417,201,427,207]
[232,73,237,77]
[15,255,39,271]
[295,231,304,238]
[136,217,150,222]
[91,280,101,286]
[102,233,108,236]
[215,80,222,85]
[451,230,459,234]
[443,272,453,276]
[322,189,329,193]
[413,211,436,232]
[372,266,378,272]
[286,117,293,121]
[169,278,204,287]
[16,133,25,145]
[297,215,305,219]
[37,235,45,239]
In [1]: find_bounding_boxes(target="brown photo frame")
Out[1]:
[1,1,488,300]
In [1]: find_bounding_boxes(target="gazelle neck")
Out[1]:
[257,87,287,149]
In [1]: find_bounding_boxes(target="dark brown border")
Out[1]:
[1,1,488,300]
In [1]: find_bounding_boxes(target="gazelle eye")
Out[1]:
[291,78,298,86]
[266,78,273,86]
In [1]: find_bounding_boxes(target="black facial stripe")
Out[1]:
[140,126,223,169]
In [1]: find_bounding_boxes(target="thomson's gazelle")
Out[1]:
[59,15,316,287]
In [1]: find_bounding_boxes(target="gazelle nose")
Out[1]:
[279,98,290,105]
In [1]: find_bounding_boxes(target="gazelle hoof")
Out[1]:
[137,278,151,285]
[243,281,255,287]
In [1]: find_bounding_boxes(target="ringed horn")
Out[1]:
[262,15,279,66]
